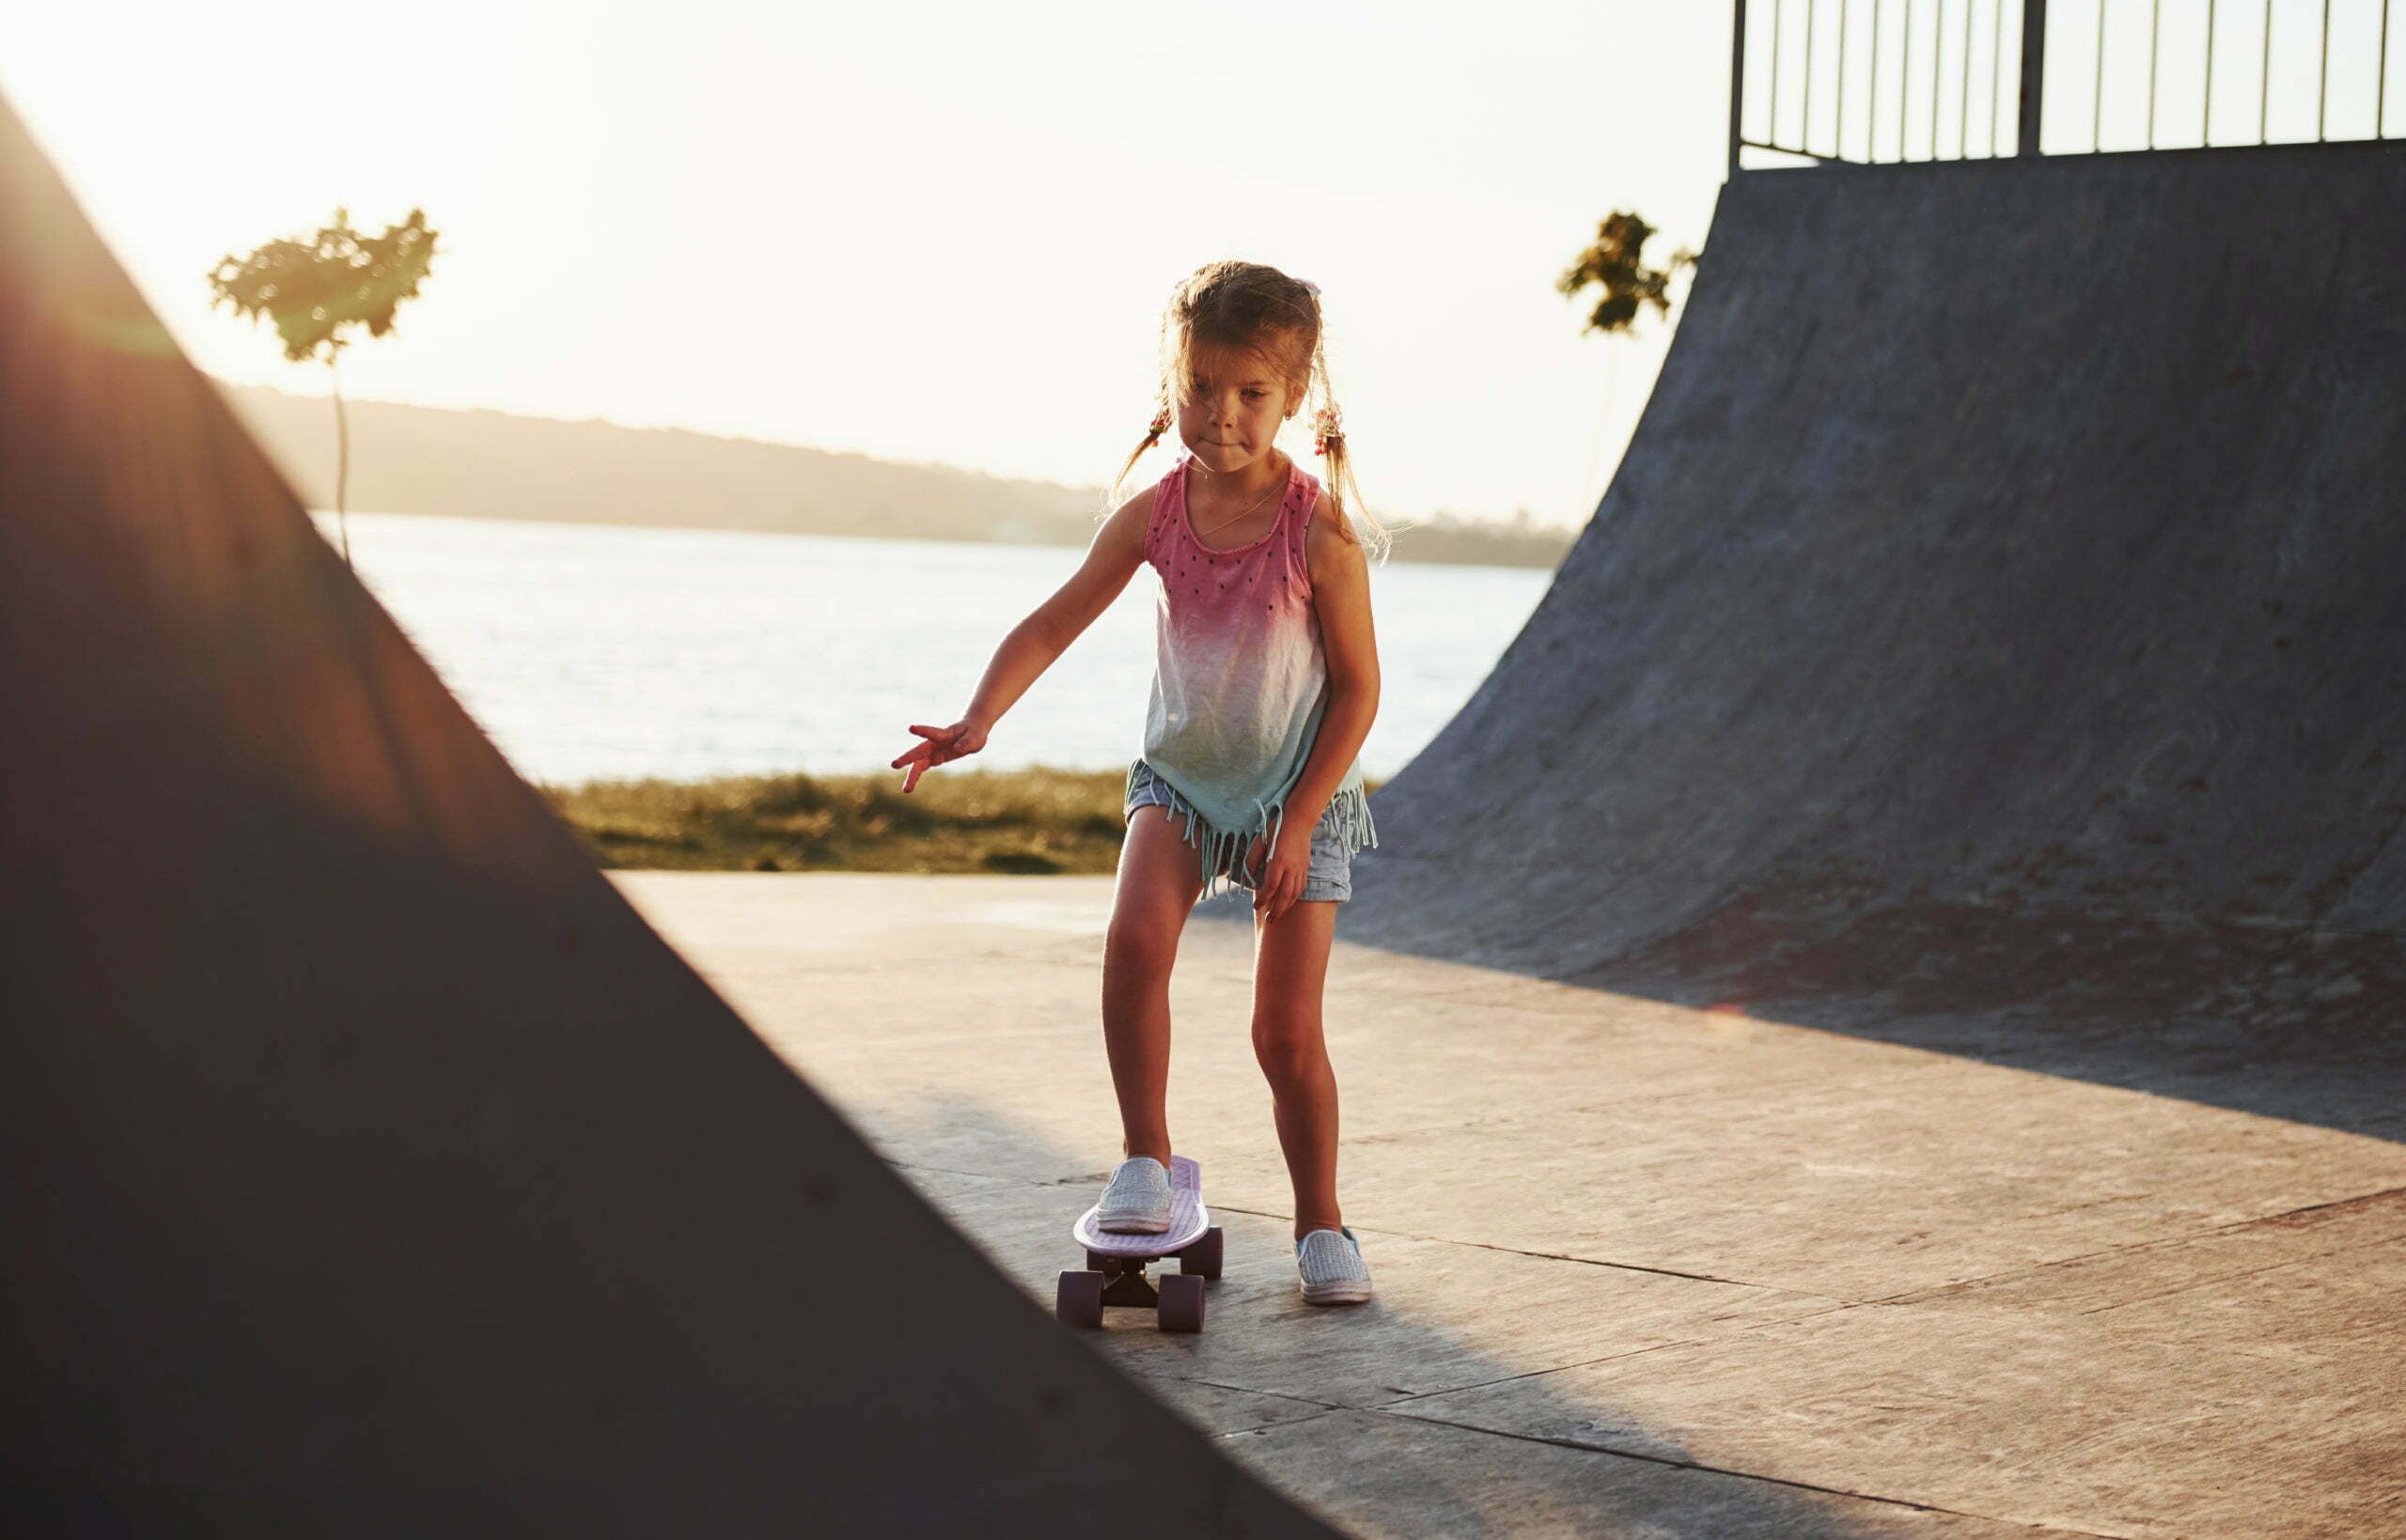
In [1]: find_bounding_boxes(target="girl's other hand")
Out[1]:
[1246,827,1312,924]
[891,719,989,792]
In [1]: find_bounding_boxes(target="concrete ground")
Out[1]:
[615,872,2406,1540]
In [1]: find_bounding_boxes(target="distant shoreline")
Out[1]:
[228,381,1578,570]
[313,504,1567,573]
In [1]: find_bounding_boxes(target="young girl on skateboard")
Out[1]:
[892,261,1384,1305]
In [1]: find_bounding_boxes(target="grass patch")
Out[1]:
[539,765,1133,874]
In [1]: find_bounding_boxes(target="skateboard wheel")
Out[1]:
[1179,1226,1224,1279]
[1055,1269,1103,1329]
[1158,1272,1206,1333]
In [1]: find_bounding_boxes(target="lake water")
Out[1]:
[321,511,1553,787]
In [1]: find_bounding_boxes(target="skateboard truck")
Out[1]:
[1057,1229,1222,1330]
[1097,1254,1164,1309]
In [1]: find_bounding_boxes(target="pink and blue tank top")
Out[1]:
[1132,449,1377,898]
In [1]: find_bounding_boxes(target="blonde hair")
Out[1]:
[1105,259,1391,565]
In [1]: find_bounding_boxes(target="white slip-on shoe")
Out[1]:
[1094,1156,1174,1234]
[1297,1225,1373,1304]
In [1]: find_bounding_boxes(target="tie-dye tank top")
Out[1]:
[1131,449,1377,899]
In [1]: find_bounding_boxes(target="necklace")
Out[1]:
[1189,455,1287,542]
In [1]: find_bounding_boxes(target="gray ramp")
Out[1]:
[0,93,1336,1536]
[1349,143,2406,1058]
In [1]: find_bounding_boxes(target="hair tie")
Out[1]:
[1310,404,1343,457]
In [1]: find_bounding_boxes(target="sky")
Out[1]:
[2,1,2387,527]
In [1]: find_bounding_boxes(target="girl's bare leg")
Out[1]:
[1251,899,1344,1240]
[1101,807,1204,1164]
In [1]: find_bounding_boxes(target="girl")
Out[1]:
[892,260,1387,1305]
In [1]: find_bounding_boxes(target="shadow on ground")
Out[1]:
[858,1090,2056,1540]
[1593,890,2406,1139]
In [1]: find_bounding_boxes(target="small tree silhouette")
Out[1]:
[208,207,440,566]
[1557,211,1697,337]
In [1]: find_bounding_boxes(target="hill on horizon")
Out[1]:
[216,383,1576,568]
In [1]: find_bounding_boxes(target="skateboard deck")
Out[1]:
[1073,1154,1208,1255]
[1058,1155,1222,1332]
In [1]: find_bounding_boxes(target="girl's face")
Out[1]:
[1175,339,1302,478]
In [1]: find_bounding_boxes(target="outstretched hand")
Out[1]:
[891,719,989,792]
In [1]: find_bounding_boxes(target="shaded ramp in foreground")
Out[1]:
[1347,142,2406,1128]
[0,93,1334,1536]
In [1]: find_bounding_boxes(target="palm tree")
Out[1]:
[1557,210,1696,337]
[209,208,440,566]
[1560,211,1700,514]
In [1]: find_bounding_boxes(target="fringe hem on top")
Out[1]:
[1126,760,1381,904]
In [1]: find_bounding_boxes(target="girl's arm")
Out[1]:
[1250,510,1381,916]
[893,489,1152,790]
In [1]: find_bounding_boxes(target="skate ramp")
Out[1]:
[1347,141,2406,1120]
[0,93,1336,1535]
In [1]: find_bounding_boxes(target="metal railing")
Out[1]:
[1731,0,2402,172]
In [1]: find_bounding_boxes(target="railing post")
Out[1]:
[2019,0,2048,156]
[1731,0,1750,177]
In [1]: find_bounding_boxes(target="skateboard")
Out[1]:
[1057,1154,1223,1332]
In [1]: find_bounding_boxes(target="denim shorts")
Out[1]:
[1124,758,1355,903]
